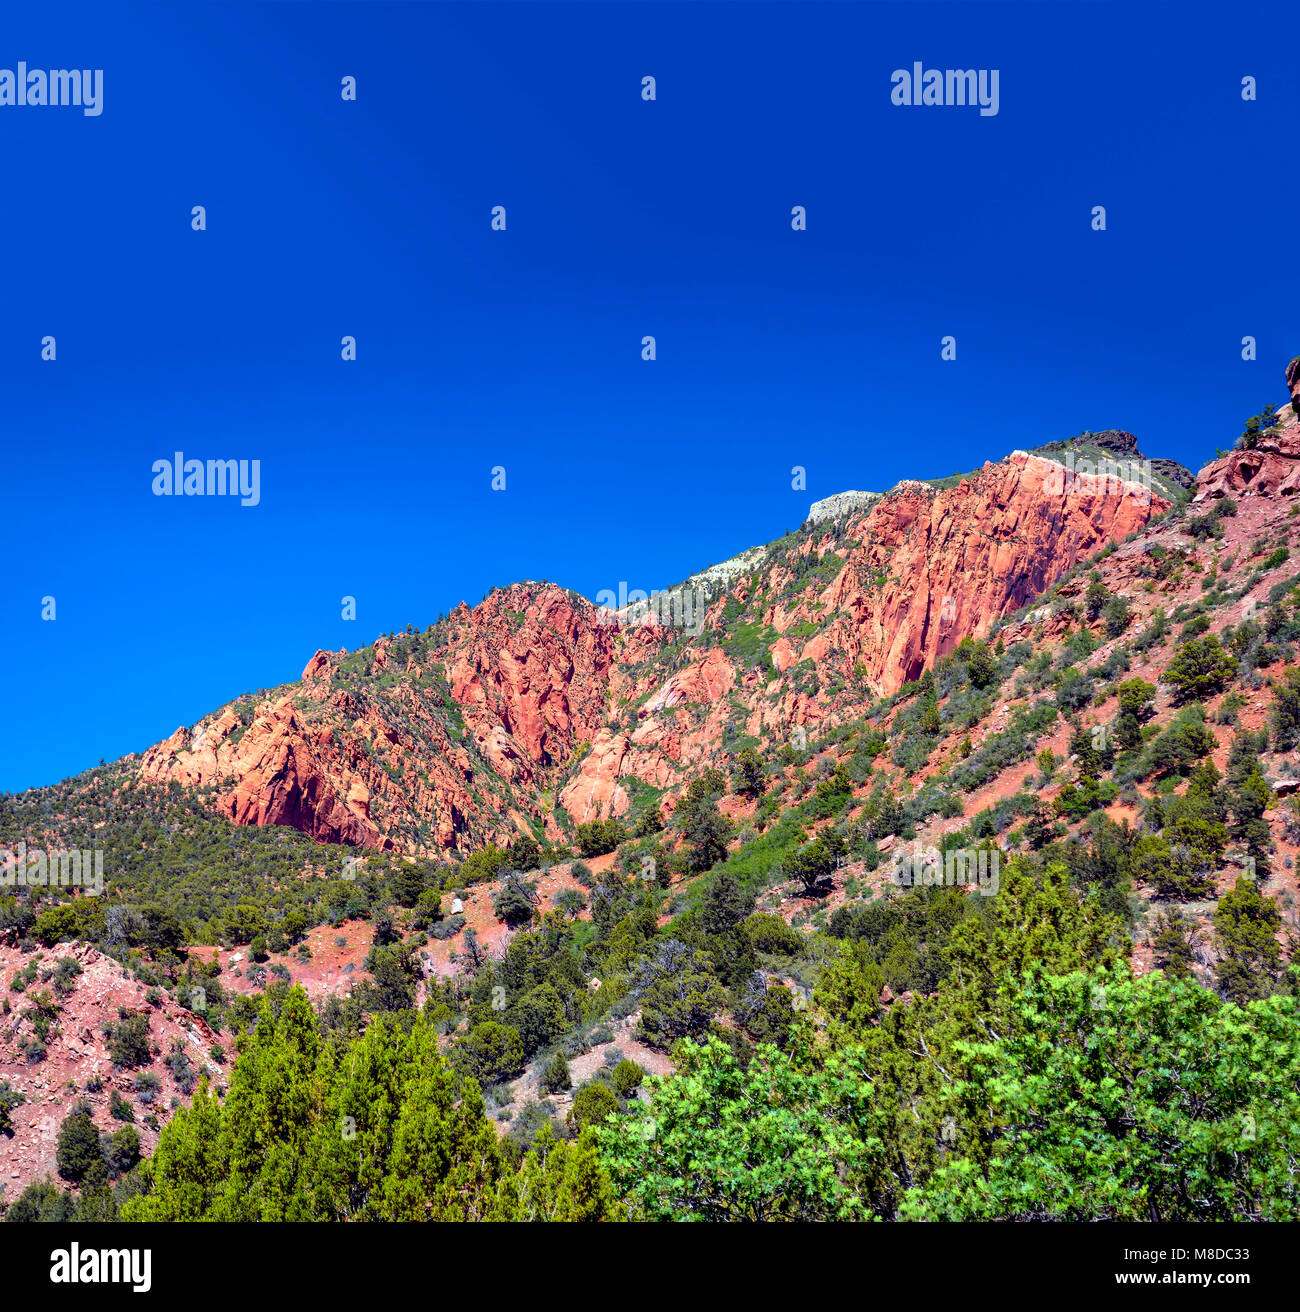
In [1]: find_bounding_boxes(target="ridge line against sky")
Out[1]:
[2,0,1295,791]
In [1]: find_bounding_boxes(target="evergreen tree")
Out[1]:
[1213,876,1283,1004]
[516,1124,624,1222]
[540,1050,571,1095]
[568,1081,619,1134]
[123,1080,225,1221]
[55,1104,103,1183]
[1115,677,1156,750]
[681,797,730,873]
[1271,668,1300,750]
[1151,908,1199,979]
[1229,767,1273,879]
[1163,635,1237,704]
[730,746,766,799]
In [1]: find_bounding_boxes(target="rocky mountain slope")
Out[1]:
[4,360,1299,1217]
[0,942,220,1205]
[129,433,1181,858]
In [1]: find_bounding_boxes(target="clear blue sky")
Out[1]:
[3,0,1296,792]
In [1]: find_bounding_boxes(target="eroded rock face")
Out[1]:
[445,585,619,767]
[1195,407,1300,503]
[557,648,739,824]
[140,697,390,849]
[806,451,1167,694]
[138,584,620,854]
[135,447,1170,852]
[217,701,386,848]
[807,490,881,525]
[1089,429,1140,458]
[1151,457,1196,491]
[560,730,635,824]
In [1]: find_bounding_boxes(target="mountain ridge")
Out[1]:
[5,367,1300,1213]
[123,432,1190,856]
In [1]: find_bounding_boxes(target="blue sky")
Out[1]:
[3,0,1296,792]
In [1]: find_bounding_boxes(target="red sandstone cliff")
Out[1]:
[793,450,1166,696]
[135,443,1174,853]
[1195,402,1300,502]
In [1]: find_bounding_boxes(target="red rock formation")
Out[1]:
[301,649,331,681]
[141,697,390,849]
[133,450,1170,850]
[802,451,1167,694]
[138,584,625,853]
[641,647,735,716]
[1196,407,1300,502]
[445,584,619,766]
[560,731,635,823]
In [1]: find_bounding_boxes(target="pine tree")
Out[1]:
[516,1125,624,1221]
[216,987,322,1220]
[1271,668,1300,750]
[1214,876,1283,1004]
[730,745,766,799]
[1151,908,1199,978]
[540,1050,571,1095]
[1229,767,1273,879]
[55,1104,102,1183]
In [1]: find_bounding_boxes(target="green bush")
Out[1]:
[568,1081,619,1133]
[540,1050,571,1095]
[5,1178,76,1223]
[1163,636,1237,704]
[104,1125,141,1176]
[743,912,805,956]
[612,1059,644,1097]
[453,1021,525,1085]
[492,879,536,928]
[0,1080,26,1133]
[1272,668,1300,750]
[108,1013,152,1069]
[575,819,627,858]
[55,1105,103,1183]
[133,1071,162,1104]
[51,957,83,995]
